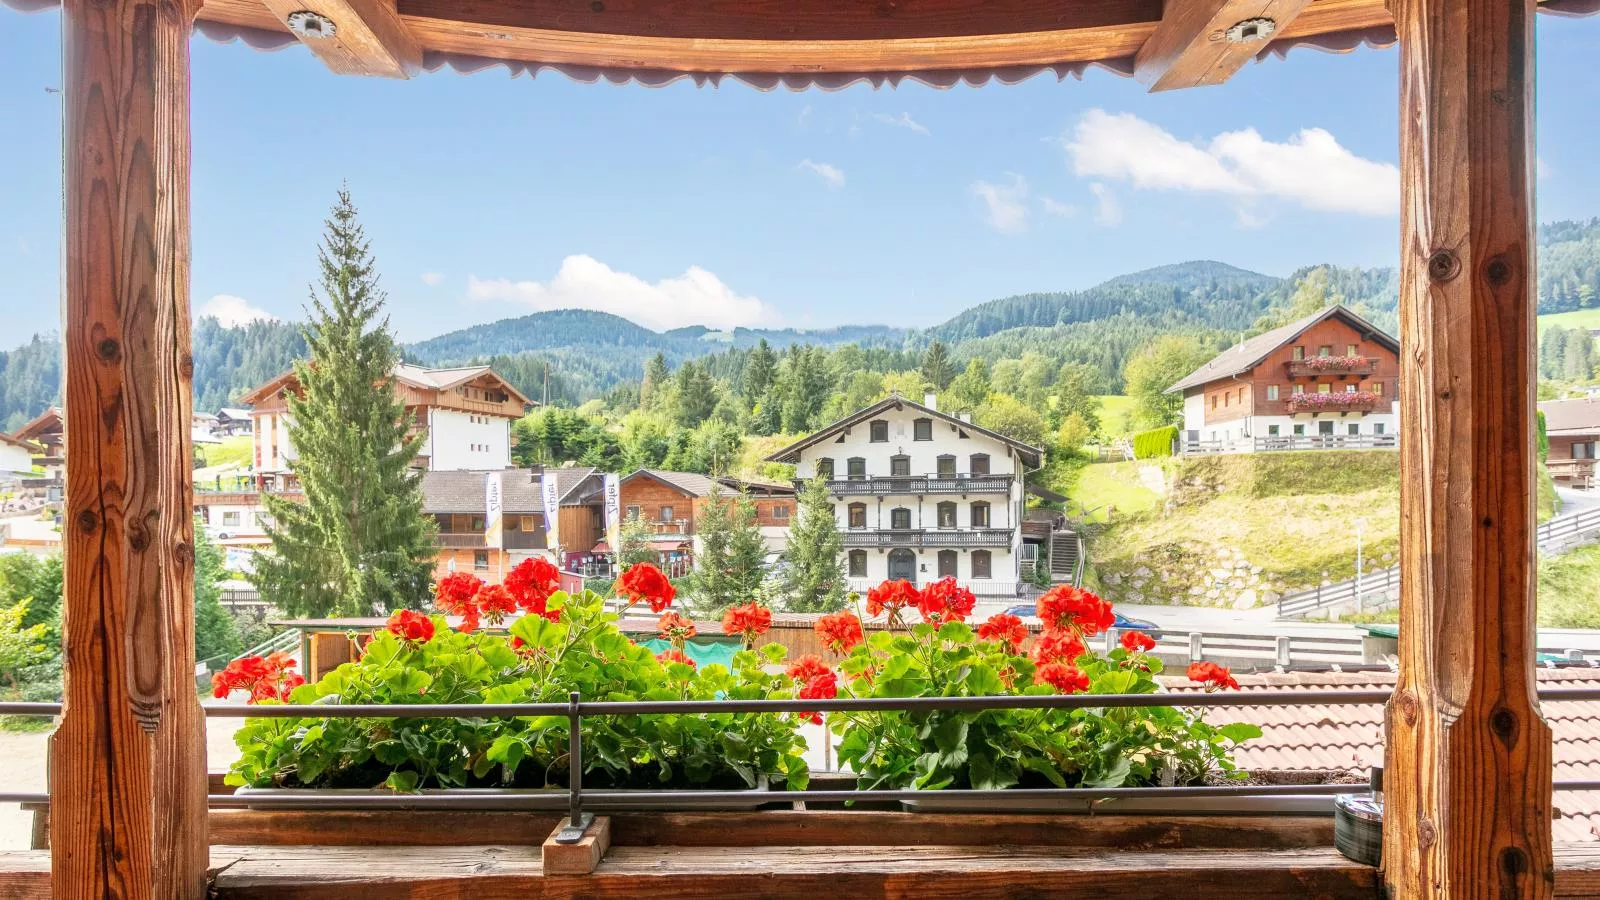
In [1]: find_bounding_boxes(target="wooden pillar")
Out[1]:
[1385,0,1551,895]
[51,1,208,897]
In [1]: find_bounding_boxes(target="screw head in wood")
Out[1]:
[286,10,337,39]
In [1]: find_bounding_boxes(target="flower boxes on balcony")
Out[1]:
[1286,357,1379,377]
[1284,391,1382,414]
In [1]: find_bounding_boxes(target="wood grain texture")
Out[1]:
[260,0,422,77]
[540,817,609,875]
[53,0,209,896]
[1384,0,1552,895]
[1134,0,1314,90]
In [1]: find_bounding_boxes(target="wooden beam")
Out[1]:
[53,0,209,897]
[261,0,421,78]
[1134,0,1314,91]
[1384,0,1551,894]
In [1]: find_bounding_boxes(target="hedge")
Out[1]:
[1132,425,1178,459]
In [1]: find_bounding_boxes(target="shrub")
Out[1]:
[1132,426,1177,459]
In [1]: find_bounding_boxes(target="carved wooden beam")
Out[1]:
[1384,0,1553,894]
[1134,0,1314,91]
[261,0,421,78]
[53,0,209,896]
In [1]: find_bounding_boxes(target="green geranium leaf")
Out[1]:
[384,770,420,794]
[1218,723,1264,744]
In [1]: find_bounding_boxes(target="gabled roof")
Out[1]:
[763,393,1044,468]
[13,407,63,441]
[547,465,603,505]
[1164,305,1399,395]
[1541,397,1600,436]
[0,432,43,454]
[238,363,533,409]
[420,469,544,515]
[216,407,252,420]
[622,468,797,498]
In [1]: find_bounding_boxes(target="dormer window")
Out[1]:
[869,420,889,442]
[913,418,933,441]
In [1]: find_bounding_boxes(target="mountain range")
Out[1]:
[2,217,1598,431]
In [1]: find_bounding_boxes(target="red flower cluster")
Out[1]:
[657,611,697,644]
[1187,661,1239,691]
[916,577,976,626]
[386,609,434,644]
[796,669,839,724]
[1120,631,1156,654]
[721,602,773,648]
[815,611,865,655]
[211,652,305,703]
[618,562,676,613]
[865,579,919,619]
[656,647,696,669]
[1036,585,1115,637]
[475,584,518,628]
[434,571,486,631]
[1030,629,1086,668]
[1035,662,1090,694]
[977,613,1027,650]
[504,557,562,621]
[786,654,831,684]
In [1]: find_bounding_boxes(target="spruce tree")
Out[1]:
[690,483,736,612]
[725,493,770,604]
[784,476,846,612]
[252,190,437,618]
[920,340,954,391]
[743,339,777,408]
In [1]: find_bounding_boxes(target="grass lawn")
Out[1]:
[1539,542,1600,628]
[1538,308,1600,336]
[1069,460,1162,522]
[1093,395,1136,439]
[200,434,254,468]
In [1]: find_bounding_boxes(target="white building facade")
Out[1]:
[768,394,1043,599]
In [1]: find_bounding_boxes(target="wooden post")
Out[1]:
[1385,0,1552,895]
[51,1,208,897]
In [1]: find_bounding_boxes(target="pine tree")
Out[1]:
[640,352,670,409]
[252,190,437,618]
[784,476,846,612]
[618,513,658,569]
[725,493,770,605]
[192,516,241,664]
[920,340,954,391]
[743,339,777,407]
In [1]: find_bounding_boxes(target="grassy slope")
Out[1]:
[1093,395,1137,439]
[1538,308,1600,336]
[1540,543,1600,628]
[200,434,253,468]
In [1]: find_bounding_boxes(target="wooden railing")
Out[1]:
[1181,434,1397,455]
[1548,458,1596,484]
[817,474,1013,495]
[1285,357,1379,378]
[840,528,1012,548]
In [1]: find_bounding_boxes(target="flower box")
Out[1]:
[1286,357,1378,377]
[1283,391,1382,414]
[233,780,773,811]
[899,770,1358,816]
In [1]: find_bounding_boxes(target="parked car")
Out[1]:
[1003,604,1163,639]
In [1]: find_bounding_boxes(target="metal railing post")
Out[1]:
[1276,636,1292,668]
[1188,632,1203,663]
[554,690,592,843]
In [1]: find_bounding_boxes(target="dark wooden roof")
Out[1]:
[1164,304,1399,395]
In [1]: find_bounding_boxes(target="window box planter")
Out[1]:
[233,780,773,811]
[898,770,1359,816]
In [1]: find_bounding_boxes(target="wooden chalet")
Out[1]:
[10,408,64,480]
[6,0,1599,895]
[1540,397,1600,488]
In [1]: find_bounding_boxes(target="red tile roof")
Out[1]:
[1164,667,1600,842]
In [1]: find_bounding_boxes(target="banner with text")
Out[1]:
[603,473,621,557]
[541,472,562,555]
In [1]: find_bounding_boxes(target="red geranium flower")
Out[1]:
[1030,629,1086,667]
[505,557,562,619]
[786,654,832,684]
[1187,661,1239,691]
[721,602,773,648]
[657,611,698,644]
[1035,662,1090,694]
[1120,631,1157,654]
[211,652,303,703]
[618,562,676,613]
[916,577,976,626]
[796,670,839,725]
[386,609,435,644]
[1036,585,1115,637]
[865,579,919,622]
[475,584,519,629]
[656,647,696,669]
[977,613,1027,650]
[434,571,486,632]
[815,611,865,655]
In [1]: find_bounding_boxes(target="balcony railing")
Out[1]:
[1285,357,1379,378]
[841,528,1012,548]
[437,532,485,549]
[1548,458,1597,483]
[815,474,1013,496]
[1282,391,1384,414]
[1180,434,1397,455]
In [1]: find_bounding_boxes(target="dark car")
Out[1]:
[1004,605,1163,639]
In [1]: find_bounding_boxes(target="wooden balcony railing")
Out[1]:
[1285,357,1379,378]
[841,528,1012,548]
[437,532,485,549]
[816,474,1013,496]
[1548,458,1597,483]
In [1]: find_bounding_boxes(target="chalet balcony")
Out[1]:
[841,527,1012,548]
[1285,357,1379,378]
[816,474,1013,496]
[1548,458,1597,486]
[436,532,485,549]
[1283,392,1384,415]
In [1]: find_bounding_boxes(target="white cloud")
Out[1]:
[1089,183,1123,227]
[466,255,778,331]
[420,271,444,286]
[1040,196,1077,218]
[971,175,1030,234]
[198,294,278,327]
[797,104,813,131]
[799,159,845,188]
[871,112,930,136]
[1064,109,1398,217]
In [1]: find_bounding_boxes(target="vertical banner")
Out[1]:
[603,473,621,556]
[541,471,562,557]
[484,470,504,548]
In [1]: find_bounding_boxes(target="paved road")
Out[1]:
[1557,486,1600,514]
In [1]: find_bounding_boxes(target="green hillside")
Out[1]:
[1538,308,1600,335]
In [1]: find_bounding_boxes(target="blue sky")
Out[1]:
[2,10,1598,342]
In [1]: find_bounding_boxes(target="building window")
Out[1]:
[1347,344,1359,357]
[1576,442,1597,460]
[1318,345,1332,357]
[937,502,957,528]
[847,457,866,480]
[869,420,889,442]
[1318,383,1333,395]
[913,418,933,441]
[222,511,240,527]
[1371,381,1384,396]
[1375,423,1386,436]
[1239,387,1247,404]
[1348,423,1361,436]
[254,512,271,527]
[969,454,990,475]
[971,550,992,579]
[521,515,536,532]
[1293,384,1305,395]
[1345,383,1358,393]
[1267,425,1280,436]
[890,455,911,477]
[936,455,956,477]
[938,550,958,578]
[848,550,868,578]
[848,503,867,528]
[1211,395,1218,409]
[772,504,790,520]
[1266,385,1279,401]
[1294,424,1307,436]
[1223,393,1230,408]
[971,502,990,527]
[1293,346,1305,360]
[474,551,489,571]
[471,515,486,531]
[660,505,674,523]
[817,458,834,480]
[626,505,641,519]
[890,507,912,530]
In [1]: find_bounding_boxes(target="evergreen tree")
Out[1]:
[920,340,954,391]
[784,477,846,612]
[640,352,670,409]
[688,486,768,613]
[252,190,437,618]
[725,493,770,605]
[192,516,242,664]
[618,513,658,569]
[674,361,719,428]
[743,339,777,407]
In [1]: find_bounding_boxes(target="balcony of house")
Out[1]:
[1282,392,1383,415]
[436,532,486,549]
[649,518,693,536]
[1549,457,1597,486]
[841,527,1012,549]
[1284,357,1379,379]
[816,473,1014,496]
[1181,433,1398,456]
